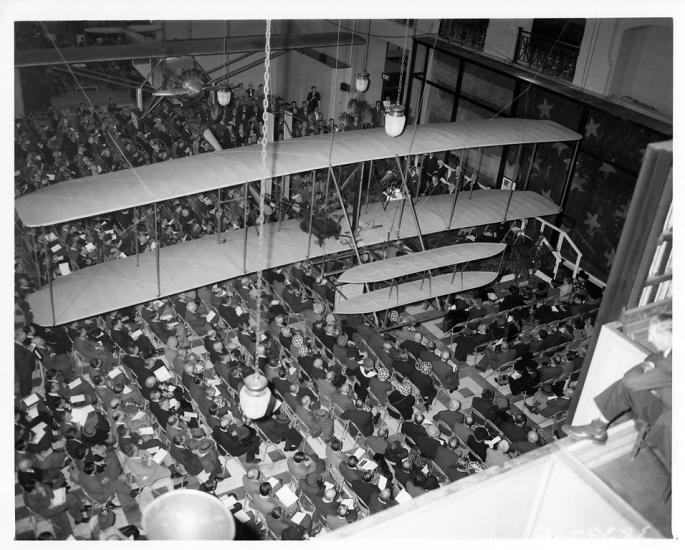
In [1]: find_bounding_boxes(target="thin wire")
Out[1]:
[408,30,440,155]
[39,22,156,202]
[326,20,341,168]
[254,19,271,370]
[396,20,410,105]
[363,20,372,72]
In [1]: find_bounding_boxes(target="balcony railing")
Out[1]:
[438,19,489,51]
[513,27,581,82]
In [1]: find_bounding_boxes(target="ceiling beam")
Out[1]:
[15,32,365,68]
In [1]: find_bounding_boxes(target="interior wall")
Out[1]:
[573,18,672,118]
[609,24,673,116]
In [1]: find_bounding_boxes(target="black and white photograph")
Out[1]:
[6,0,679,542]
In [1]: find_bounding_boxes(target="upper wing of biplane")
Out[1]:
[15,119,581,227]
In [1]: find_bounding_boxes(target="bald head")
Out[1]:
[448,399,461,411]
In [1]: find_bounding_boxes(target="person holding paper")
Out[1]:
[74,327,114,370]
[169,434,204,477]
[183,301,213,336]
[250,482,281,518]
[111,316,157,359]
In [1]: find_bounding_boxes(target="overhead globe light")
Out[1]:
[143,489,236,540]
[384,104,406,138]
[355,72,370,93]
[239,372,271,419]
[217,88,232,106]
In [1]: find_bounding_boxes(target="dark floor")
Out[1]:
[593,447,671,537]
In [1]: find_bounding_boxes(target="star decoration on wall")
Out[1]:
[552,142,569,156]
[584,117,600,138]
[598,163,616,178]
[537,98,553,119]
[570,176,586,193]
[603,247,616,267]
[584,212,601,235]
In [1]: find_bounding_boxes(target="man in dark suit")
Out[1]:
[399,332,427,359]
[340,401,375,438]
[564,314,672,464]
[408,361,438,407]
[429,349,460,390]
[501,285,526,312]
[453,324,490,362]
[388,381,416,421]
[15,329,36,397]
[421,153,439,192]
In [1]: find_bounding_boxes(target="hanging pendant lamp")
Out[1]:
[217,88,232,106]
[238,20,273,420]
[355,72,370,93]
[385,104,406,137]
[239,372,271,419]
[386,21,410,138]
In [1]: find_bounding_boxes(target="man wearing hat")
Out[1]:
[196,437,223,477]
[388,380,416,421]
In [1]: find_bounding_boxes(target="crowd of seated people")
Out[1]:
[15,244,599,539]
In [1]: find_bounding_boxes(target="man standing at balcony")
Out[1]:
[562,313,672,465]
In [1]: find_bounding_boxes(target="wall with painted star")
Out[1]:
[408,42,669,281]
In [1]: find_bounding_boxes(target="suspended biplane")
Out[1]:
[15,118,582,326]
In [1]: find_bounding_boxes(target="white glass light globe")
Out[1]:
[385,104,406,138]
[239,372,271,419]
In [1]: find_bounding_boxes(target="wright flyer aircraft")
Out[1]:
[15,119,582,326]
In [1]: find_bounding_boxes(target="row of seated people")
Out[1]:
[15,255,595,538]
